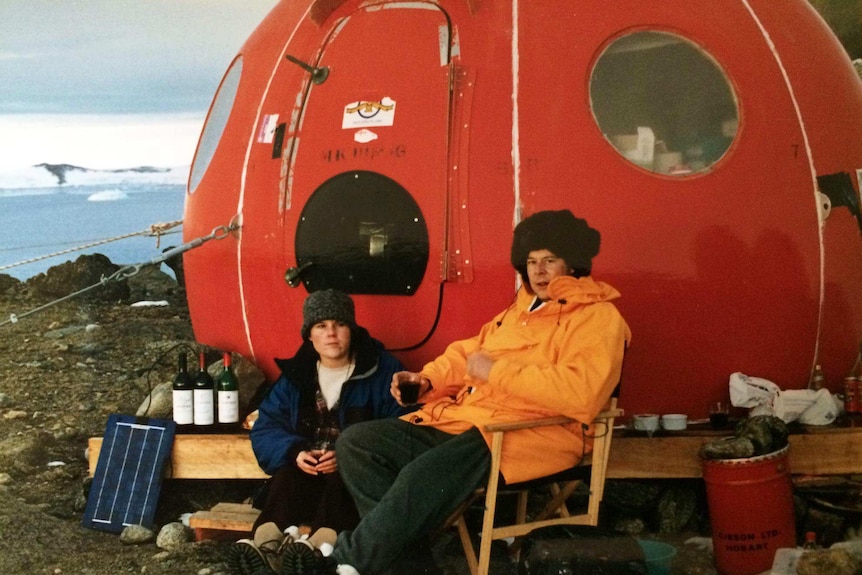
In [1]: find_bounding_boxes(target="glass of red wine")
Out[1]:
[709,401,730,429]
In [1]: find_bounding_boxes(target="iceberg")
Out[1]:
[0,163,189,191]
[87,189,129,202]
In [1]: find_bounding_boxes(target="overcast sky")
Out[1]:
[0,1,855,172]
[0,0,279,170]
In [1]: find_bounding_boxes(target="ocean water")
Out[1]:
[2,173,187,280]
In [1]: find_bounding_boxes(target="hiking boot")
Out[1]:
[280,527,358,575]
[226,522,294,575]
[226,538,272,575]
[279,540,336,574]
[255,521,292,571]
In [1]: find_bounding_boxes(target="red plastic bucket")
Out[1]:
[702,446,796,575]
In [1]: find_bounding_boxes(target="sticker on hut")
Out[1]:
[342,98,396,129]
[257,114,280,144]
[353,129,379,144]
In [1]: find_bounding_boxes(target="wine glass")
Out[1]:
[311,427,335,453]
[709,402,730,429]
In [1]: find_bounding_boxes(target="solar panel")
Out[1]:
[82,414,176,533]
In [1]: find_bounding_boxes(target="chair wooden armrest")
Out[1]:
[483,408,624,433]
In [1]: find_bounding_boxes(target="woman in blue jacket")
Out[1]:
[250,289,408,534]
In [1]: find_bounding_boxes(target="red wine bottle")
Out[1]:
[217,352,240,428]
[193,351,215,427]
[172,352,194,427]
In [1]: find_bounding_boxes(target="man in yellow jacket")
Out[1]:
[280,210,631,575]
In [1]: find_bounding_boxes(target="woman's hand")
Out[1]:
[296,449,338,475]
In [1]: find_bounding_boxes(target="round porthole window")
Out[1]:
[590,31,738,176]
[295,171,429,295]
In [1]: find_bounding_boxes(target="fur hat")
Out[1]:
[301,289,356,338]
[510,210,601,287]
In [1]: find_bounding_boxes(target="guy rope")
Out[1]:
[1,220,240,329]
[0,220,183,273]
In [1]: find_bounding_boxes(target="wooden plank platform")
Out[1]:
[88,434,268,479]
[188,502,260,541]
[607,425,862,478]
[89,424,862,481]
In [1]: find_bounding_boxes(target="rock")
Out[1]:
[796,548,860,575]
[156,522,193,549]
[3,410,27,420]
[612,516,648,536]
[604,479,662,512]
[137,382,172,418]
[0,274,20,294]
[151,551,172,561]
[43,325,86,339]
[656,485,698,533]
[26,254,130,302]
[0,431,52,474]
[76,342,106,355]
[804,506,848,547]
[120,524,156,545]
[127,265,182,303]
[159,246,185,289]
[73,490,87,513]
[604,480,663,513]
[831,540,862,565]
[0,393,10,407]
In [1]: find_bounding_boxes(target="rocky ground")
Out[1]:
[0,255,723,575]
[0,257,246,575]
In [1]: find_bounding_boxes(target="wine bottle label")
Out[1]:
[194,389,215,425]
[218,390,239,423]
[172,389,194,425]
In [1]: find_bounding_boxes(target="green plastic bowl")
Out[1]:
[637,539,677,575]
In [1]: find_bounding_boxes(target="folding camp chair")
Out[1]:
[449,398,623,575]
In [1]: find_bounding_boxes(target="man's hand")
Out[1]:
[390,371,431,406]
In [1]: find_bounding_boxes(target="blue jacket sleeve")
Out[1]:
[250,375,305,475]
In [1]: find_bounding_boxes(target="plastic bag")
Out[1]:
[728,372,840,425]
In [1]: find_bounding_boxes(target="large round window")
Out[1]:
[295,171,429,295]
[189,56,243,193]
[590,31,738,175]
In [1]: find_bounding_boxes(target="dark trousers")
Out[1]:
[253,462,360,534]
[333,418,491,574]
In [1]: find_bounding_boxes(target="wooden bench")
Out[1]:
[88,425,862,481]
[607,423,862,478]
[88,433,268,479]
[88,424,862,540]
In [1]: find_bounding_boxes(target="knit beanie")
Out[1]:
[301,289,356,338]
[510,210,601,287]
